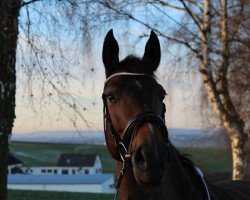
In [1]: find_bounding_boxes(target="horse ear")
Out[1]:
[142,31,161,73]
[102,29,119,77]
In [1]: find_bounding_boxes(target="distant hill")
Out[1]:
[11,129,230,147]
[11,130,105,145]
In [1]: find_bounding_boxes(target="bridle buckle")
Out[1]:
[118,142,131,162]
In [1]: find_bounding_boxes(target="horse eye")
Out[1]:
[107,94,117,103]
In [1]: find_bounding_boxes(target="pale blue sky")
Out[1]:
[13,2,206,134]
[13,33,204,134]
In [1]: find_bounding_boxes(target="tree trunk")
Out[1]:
[0,1,20,199]
[230,132,248,180]
[199,0,248,180]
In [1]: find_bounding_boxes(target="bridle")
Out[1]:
[102,72,211,200]
[102,73,169,160]
[102,72,169,200]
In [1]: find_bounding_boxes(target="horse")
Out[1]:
[101,29,250,200]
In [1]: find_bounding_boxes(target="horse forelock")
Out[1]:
[116,55,156,76]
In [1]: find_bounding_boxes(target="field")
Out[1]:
[10,142,114,173]
[8,141,232,199]
[10,141,232,175]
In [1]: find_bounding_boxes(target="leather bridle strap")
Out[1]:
[103,100,131,162]
[103,95,131,200]
[103,72,168,200]
[122,111,169,150]
[102,97,169,162]
[103,72,163,162]
[104,72,155,85]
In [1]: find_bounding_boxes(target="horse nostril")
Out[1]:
[134,146,148,169]
[132,143,166,186]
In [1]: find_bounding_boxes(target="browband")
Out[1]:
[104,72,156,85]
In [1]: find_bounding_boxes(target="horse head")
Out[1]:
[102,30,169,187]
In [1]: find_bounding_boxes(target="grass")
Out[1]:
[9,142,232,199]
[10,142,114,173]
[10,142,232,175]
[179,147,232,174]
[8,190,113,200]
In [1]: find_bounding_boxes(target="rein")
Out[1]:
[102,72,210,200]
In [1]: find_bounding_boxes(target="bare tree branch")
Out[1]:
[150,2,200,39]
[228,1,246,49]
[179,0,203,32]
[21,0,42,7]
[157,0,185,10]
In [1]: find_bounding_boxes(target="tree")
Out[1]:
[90,0,250,180]
[0,1,21,199]
[228,3,250,178]
[0,1,97,199]
[229,2,250,132]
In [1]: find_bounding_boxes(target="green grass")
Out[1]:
[9,142,232,199]
[10,142,114,173]
[179,147,232,174]
[8,190,113,200]
[10,142,231,174]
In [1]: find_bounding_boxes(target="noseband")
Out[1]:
[102,72,169,199]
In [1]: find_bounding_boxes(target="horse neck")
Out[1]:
[115,161,176,200]
[167,145,205,200]
[115,145,205,200]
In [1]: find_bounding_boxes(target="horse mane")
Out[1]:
[180,154,195,169]
[179,154,194,166]
[170,144,196,173]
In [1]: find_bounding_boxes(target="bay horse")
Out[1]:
[102,29,250,200]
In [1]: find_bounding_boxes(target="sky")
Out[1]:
[13,38,205,134]
[12,2,207,134]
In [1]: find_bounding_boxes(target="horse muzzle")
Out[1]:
[131,127,168,187]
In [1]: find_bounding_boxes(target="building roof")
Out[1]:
[57,153,98,167]
[8,153,22,165]
[8,174,113,185]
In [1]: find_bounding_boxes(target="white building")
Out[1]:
[21,154,102,175]
[8,174,115,193]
